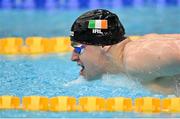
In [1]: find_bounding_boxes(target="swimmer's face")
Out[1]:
[71,42,106,80]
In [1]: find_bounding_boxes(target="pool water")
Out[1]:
[0,7,180,118]
[0,7,180,38]
[0,54,178,118]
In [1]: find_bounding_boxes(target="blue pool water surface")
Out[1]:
[0,7,180,38]
[0,7,180,118]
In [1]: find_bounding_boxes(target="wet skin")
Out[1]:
[71,34,180,95]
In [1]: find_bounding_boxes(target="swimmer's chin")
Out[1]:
[80,71,102,80]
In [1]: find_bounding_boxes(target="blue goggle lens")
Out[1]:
[73,45,85,54]
[74,47,82,54]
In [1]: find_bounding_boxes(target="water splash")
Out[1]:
[175,77,180,96]
[63,76,87,87]
[101,73,142,90]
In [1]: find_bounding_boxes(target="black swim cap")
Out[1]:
[70,9,125,46]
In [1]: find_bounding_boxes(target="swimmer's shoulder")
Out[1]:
[127,33,180,41]
[116,33,180,50]
[142,33,180,40]
[115,37,132,49]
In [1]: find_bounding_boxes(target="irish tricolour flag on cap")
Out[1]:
[88,20,108,29]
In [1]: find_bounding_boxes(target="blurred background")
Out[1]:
[0,0,180,38]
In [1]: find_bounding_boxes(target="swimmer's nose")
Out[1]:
[71,51,80,61]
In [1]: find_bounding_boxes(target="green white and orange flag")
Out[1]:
[88,20,108,29]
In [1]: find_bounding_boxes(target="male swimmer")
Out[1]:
[70,9,180,95]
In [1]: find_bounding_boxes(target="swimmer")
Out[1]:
[70,9,180,95]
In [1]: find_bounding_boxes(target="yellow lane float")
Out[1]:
[0,40,2,54]
[162,98,180,113]
[134,97,161,113]
[0,96,180,113]
[22,96,49,111]
[0,35,143,55]
[106,97,132,112]
[0,96,20,110]
[25,37,47,54]
[20,46,29,54]
[48,37,73,53]
[128,36,141,41]
[0,37,23,54]
[78,96,106,112]
[49,96,76,112]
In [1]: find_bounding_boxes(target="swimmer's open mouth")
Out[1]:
[78,63,85,74]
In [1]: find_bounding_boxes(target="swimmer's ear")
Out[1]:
[100,46,112,52]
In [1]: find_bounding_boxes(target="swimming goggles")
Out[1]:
[71,42,85,55]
